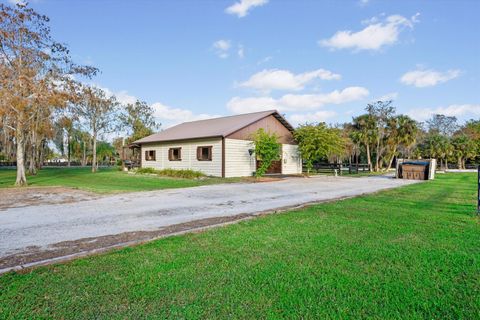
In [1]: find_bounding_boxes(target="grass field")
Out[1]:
[0,173,479,319]
[0,167,241,193]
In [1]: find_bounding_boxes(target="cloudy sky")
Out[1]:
[12,0,480,128]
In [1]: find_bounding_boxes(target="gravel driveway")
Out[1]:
[0,175,418,272]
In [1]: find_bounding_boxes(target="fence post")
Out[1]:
[477,165,480,214]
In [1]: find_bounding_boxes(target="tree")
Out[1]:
[420,134,452,170]
[251,128,281,177]
[426,114,458,137]
[451,135,476,169]
[350,114,376,171]
[75,85,118,172]
[96,141,117,165]
[366,100,396,171]
[0,3,96,185]
[120,99,159,143]
[294,123,345,174]
[385,115,419,171]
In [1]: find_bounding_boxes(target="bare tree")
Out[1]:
[0,3,97,185]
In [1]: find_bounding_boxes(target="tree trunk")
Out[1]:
[15,124,27,186]
[92,132,97,173]
[82,141,87,166]
[386,146,397,171]
[67,132,71,167]
[445,158,448,171]
[365,142,372,172]
[374,138,381,172]
[28,131,36,175]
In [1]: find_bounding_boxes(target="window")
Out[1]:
[168,148,182,161]
[197,146,212,161]
[145,150,156,161]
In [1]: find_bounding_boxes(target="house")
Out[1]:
[132,110,302,177]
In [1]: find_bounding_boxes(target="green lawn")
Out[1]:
[0,167,242,193]
[1,174,479,319]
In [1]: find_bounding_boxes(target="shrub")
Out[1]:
[136,167,157,174]
[135,167,206,179]
[252,128,281,177]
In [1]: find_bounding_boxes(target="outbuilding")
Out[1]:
[132,110,302,177]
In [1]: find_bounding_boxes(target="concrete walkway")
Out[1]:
[0,175,418,271]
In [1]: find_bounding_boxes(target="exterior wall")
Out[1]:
[281,144,302,174]
[141,138,222,177]
[224,138,256,178]
[226,115,296,144]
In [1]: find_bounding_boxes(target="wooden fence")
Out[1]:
[303,163,370,175]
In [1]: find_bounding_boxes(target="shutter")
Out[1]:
[152,151,156,161]
[178,148,182,160]
[145,151,148,160]
[168,149,172,161]
[197,147,201,161]
[208,147,212,161]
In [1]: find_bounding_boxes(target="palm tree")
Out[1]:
[385,115,419,171]
[350,114,377,171]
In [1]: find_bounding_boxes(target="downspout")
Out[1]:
[221,137,225,178]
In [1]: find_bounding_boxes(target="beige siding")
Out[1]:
[281,144,302,174]
[141,138,222,177]
[225,138,256,178]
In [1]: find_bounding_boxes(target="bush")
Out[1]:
[252,128,281,177]
[135,167,206,179]
[136,167,157,174]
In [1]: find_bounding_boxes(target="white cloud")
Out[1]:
[237,44,245,58]
[257,56,272,65]
[212,39,231,58]
[400,68,461,88]
[151,102,221,127]
[225,0,268,18]
[98,87,220,129]
[407,104,480,121]
[358,0,370,6]
[288,111,337,125]
[375,92,398,101]
[239,68,341,92]
[227,86,369,113]
[319,13,420,51]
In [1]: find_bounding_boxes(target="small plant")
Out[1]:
[136,167,157,174]
[135,167,206,179]
[252,128,281,177]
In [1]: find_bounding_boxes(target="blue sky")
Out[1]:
[8,0,480,128]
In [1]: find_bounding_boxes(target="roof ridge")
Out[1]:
[182,109,277,124]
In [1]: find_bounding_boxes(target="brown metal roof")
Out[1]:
[134,110,294,144]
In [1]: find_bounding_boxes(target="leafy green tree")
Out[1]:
[294,123,345,174]
[451,135,476,169]
[350,114,376,171]
[252,128,281,177]
[385,115,419,170]
[420,134,452,170]
[120,100,160,143]
[96,141,117,165]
